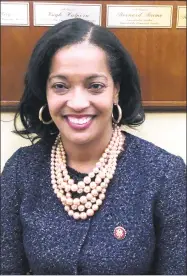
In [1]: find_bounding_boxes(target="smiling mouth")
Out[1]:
[64,115,96,130]
[66,116,93,125]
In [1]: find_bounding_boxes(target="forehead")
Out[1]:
[49,42,110,76]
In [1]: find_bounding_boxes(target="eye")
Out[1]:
[89,83,105,92]
[51,83,68,92]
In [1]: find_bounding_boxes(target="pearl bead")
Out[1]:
[85,202,92,209]
[63,170,68,176]
[57,178,63,185]
[66,198,73,205]
[64,175,70,181]
[68,179,74,185]
[100,157,105,163]
[73,198,80,206]
[51,180,56,185]
[92,204,99,211]
[84,186,91,193]
[57,192,62,198]
[66,192,71,198]
[57,172,62,178]
[60,196,66,204]
[90,182,96,189]
[71,204,78,210]
[52,184,57,189]
[91,197,96,203]
[78,205,85,212]
[101,168,107,174]
[51,174,55,179]
[107,174,113,180]
[68,210,73,216]
[78,181,85,189]
[99,193,105,200]
[102,153,107,158]
[99,171,105,179]
[54,188,58,194]
[60,164,66,170]
[96,186,102,192]
[110,170,115,175]
[64,205,70,211]
[101,182,106,188]
[89,172,95,178]
[80,212,87,220]
[93,167,99,174]
[65,185,71,192]
[87,209,94,216]
[80,196,87,204]
[96,199,102,206]
[86,193,93,201]
[104,178,110,184]
[110,140,114,145]
[95,176,102,184]
[84,176,91,184]
[71,184,78,192]
[56,167,60,173]
[77,188,84,194]
[91,189,98,197]
[96,162,101,168]
[73,212,80,220]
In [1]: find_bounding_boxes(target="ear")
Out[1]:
[113,83,120,104]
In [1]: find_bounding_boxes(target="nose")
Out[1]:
[66,88,90,111]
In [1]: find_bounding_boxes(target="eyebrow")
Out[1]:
[48,74,108,82]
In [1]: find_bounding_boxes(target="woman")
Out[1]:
[1,18,186,275]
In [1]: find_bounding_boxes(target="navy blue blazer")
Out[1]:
[1,132,186,275]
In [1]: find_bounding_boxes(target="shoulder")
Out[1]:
[122,130,185,177]
[2,139,52,175]
[19,139,52,158]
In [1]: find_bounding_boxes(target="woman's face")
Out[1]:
[46,41,119,145]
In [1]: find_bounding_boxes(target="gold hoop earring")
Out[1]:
[39,105,53,125]
[112,103,122,124]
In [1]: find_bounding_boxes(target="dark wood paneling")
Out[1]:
[1,0,186,110]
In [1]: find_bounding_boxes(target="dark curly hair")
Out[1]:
[14,18,145,144]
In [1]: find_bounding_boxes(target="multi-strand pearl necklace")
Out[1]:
[51,125,125,220]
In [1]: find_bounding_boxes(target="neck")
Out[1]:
[60,124,114,173]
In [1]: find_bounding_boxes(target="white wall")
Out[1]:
[1,112,186,172]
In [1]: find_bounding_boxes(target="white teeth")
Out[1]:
[68,117,92,125]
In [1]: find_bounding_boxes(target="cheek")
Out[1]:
[95,102,113,119]
[47,102,60,121]
[47,93,65,116]
[94,90,114,112]
[96,95,114,112]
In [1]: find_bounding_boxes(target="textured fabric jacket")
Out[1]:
[1,132,186,275]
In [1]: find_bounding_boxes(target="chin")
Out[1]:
[67,132,95,145]
[59,119,99,145]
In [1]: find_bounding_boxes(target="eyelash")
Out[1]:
[51,83,68,91]
[51,83,105,93]
[89,83,105,92]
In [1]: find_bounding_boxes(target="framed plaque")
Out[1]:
[33,2,102,26]
[176,6,186,28]
[106,5,173,28]
[1,1,30,26]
